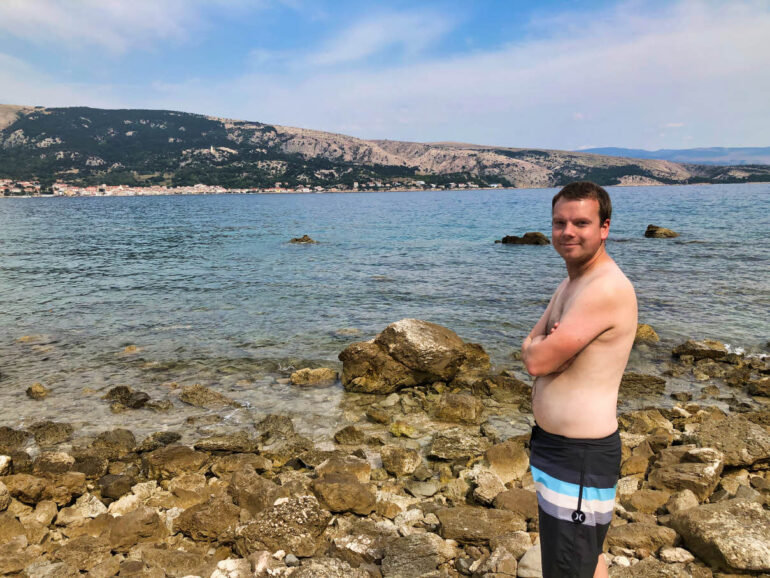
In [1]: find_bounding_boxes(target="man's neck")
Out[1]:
[565,244,610,280]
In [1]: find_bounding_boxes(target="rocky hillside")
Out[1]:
[2,104,769,189]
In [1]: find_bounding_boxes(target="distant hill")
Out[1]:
[1,104,769,189]
[581,147,770,166]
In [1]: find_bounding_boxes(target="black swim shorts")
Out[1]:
[529,424,621,578]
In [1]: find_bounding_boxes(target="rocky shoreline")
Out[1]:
[1,319,769,577]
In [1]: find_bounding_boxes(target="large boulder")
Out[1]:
[647,445,723,501]
[645,224,679,238]
[173,496,241,542]
[433,392,484,424]
[669,498,770,572]
[339,319,476,394]
[691,413,770,467]
[142,445,209,480]
[495,232,550,245]
[312,473,376,515]
[381,532,456,577]
[605,522,678,553]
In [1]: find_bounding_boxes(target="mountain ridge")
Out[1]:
[2,104,769,190]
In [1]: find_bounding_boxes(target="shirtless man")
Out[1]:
[521,181,637,578]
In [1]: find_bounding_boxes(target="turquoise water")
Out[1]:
[1,184,768,436]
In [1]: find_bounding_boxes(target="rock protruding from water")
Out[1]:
[26,382,49,400]
[495,232,550,245]
[289,234,317,244]
[338,318,483,394]
[645,224,679,238]
[634,323,660,344]
[672,339,727,361]
[178,384,241,409]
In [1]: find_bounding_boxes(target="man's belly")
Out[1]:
[532,373,619,438]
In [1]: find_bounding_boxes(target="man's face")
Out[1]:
[551,198,609,264]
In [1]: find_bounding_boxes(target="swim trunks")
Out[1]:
[529,424,621,578]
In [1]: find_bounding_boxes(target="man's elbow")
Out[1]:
[524,358,548,377]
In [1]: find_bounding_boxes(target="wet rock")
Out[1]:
[493,488,538,523]
[434,392,484,424]
[194,431,259,453]
[228,469,282,515]
[429,427,491,460]
[634,323,660,344]
[26,382,50,400]
[109,506,166,552]
[747,376,770,397]
[52,535,112,571]
[290,367,338,386]
[380,445,421,477]
[28,421,74,447]
[669,498,770,572]
[485,439,529,485]
[692,413,770,467]
[0,426,31,453]
[619,373,666,397]
[178,383,242,408]
[605,522,677,553]
[333,425,366,445]
[234,495,332,557]
[437,506,526,545]
[174,496,241,542]
[648,445,723,501]
[496,232,550,245]
[137,431,182,452]
[89,429,137,460]
[289,234,317,244]
[672,339,727,361]
[339,319,470,394]
[312,473,376,514]
[103,385,151,409]
[142,445,209,480]
[645,224,679,238]
[315,455,371,483]
[257,414,295,443]
[381,532,456,577]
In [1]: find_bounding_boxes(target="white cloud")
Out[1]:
[665,123,685,128]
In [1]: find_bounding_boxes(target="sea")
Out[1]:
[1,183,768,441]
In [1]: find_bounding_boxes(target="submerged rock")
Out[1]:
[290,367,338,386]
[178,383,241,409]
[672,339,727,361]
[495,232,550,245]
[645,224,679,238]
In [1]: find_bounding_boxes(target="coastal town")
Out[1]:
[1,178,503,197]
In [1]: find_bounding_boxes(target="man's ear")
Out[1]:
[601,219,610,240]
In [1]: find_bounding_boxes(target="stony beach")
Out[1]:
[1,318,769,577]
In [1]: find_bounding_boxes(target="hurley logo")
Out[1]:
[571,510,586,524]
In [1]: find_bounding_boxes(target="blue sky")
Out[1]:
[1,0,768,150]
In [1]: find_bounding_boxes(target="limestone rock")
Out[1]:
[434,392,484,424]
[490,531,532,560]
[517,543,542,578]
[89,429,137,460]
[496,232,550,245]
[669,498,770,572]
[381,532,456,577]
[211,453,272,478]
[0,480,9,511]
[28,421,74,447]
[634,323,660,344]
[619,373,666,398]
[289,234,317,244]
[142,445,209,480]
[472,469,506,505]
[0,426,31,454]
[691,413,770,467]
[228,469,282,516]
[33,451,75,474]
[290,367,338,386]
[647,445,723,501]
[52,535,112,571]
[338,340,418,394]
[672,339,727,361]
[291,557,369,577]
[312,473,376,515]
[609,556,705,577]
[659,547,695,564]
[193,431,258,453]
[109,506,166,552]
[137,431,182,452]
[437,506,526,544]
[174,496,241,541]
[621,488,670,514]
[3,473,50,504]
[665,489,700,514]
[645,224,679,238]
[493,488,539,522]
[333,424,366,445]
[178,383,241,408]
[380,445,421,477]
[605,522,677,553]
[315,455,371,483]
[234,495,332,557]
[429,427,491,461]
[485,439,529,484]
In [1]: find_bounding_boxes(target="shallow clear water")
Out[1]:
[1,184,768,439]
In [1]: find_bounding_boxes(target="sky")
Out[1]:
[1,0,768,150]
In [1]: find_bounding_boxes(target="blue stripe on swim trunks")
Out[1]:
[531,465,616,527]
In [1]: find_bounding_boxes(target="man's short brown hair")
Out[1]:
[552,181,612,224]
